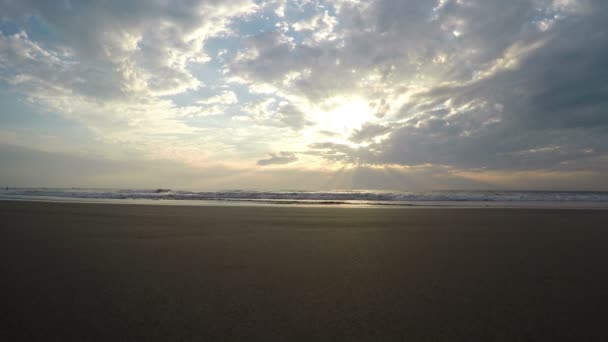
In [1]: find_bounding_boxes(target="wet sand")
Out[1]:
[1,201,608,341]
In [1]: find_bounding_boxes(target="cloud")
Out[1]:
[197,90,238,105]
[229,0,608,173]
[276,102,312,130]
[292,10,340,43]
[350,123,391,143]
[1,0,607,189]
[257,151,298,166]
[360,0,608,171]
[3,143,606,190]
[241,98,312,130]
[0,0,259,162]
[1,0,258,100]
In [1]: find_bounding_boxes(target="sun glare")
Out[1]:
[309,97,375,137]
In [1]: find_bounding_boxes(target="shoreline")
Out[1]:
[2,197,608,210]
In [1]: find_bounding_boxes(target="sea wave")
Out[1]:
[1,188,608,205]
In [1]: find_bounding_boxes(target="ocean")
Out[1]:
[1,188,607,208]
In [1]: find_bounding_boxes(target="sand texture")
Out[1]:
[1,201,608,341]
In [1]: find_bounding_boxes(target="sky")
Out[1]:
[0,0,607,191]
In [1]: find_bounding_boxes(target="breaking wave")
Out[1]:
[1,188,608,206]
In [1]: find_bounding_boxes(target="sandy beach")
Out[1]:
[1,200,608,341]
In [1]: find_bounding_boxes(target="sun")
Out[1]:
[309,97,375,137]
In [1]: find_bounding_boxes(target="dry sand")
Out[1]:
[1,201,608,341]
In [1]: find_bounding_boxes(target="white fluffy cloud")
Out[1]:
[0,0,258,163]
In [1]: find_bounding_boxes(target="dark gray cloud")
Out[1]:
[257,151,298,166]
[350,123,391,143]
[242,98,312,131]
[363,0,608,170]
[232,0,608,172]
[277,103,312,130]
